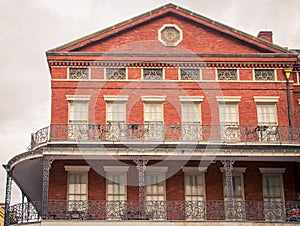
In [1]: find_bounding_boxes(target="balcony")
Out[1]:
[30,124,300,150]
[7,200,300,224]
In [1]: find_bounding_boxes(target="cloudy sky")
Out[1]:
[0,0,299,203]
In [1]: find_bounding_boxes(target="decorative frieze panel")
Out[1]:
[217,69,238,80]
[143,69,163,80]
[106,68,126,80]
[254,69,275,81]
[69,68,89,79]
[180,69,200,80]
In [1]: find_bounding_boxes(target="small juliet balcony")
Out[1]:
[29,124,300,151]
[7,200,300,224]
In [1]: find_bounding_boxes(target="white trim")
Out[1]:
[179,96,204,102]
[259,168,285,174]
[158,24,183,47]
[145,166,168,172]
[182,166,207,172]
[66,95,91,102]
[216,96,241,103]
[64,165,90,172]
[220,167,246,173]
[103,166,130,172]
[142,96,166,102]
[254,96,280,103]
[298,99,300,105]
[104,95,129,102]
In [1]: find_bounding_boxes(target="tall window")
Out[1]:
[145,167,167,220]
[184,169,205,220]
[217,97,241,142]
[66,96,90,140]
[260,168,285,221]
[104,166,128,220]
[142,96,165,140]
[254,97,279,141]
[104,96,128,141]
[65,166,90,212]
[180,96,203,141]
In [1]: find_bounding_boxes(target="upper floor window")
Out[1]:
[143,68,163,80]
[66,96,90,124]
[254,96,279,126]
[217,69,238,81]
[68,67,89,80]
[254,69,275,81]
[106,68,126,80]
[180,69,201,80]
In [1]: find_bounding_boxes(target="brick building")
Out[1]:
[3,3,300,226]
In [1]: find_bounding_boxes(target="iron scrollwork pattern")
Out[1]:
[106,68,126,80]
[217,69,238,80]
[69,68,89,80]
[254,69,275,81]
[143,69,163,80]
[180,69,200,80]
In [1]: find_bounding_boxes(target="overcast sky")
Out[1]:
[0,0,299,203]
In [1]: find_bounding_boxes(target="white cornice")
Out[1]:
[254,96,279,103]
[141,96,166,102]
[182,166,207,172]
[64,165,90,172]
[66,95,91,101]
[179,96,204,102]
[104,96,129,102]
[103,166,129,172]
[216,96,241,103]
[259,168,285,174]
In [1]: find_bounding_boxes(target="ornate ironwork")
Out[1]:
[30,126,49,150]
[106,68,126,80]
[217,69,238,80]
[143,69,163,80]
[4,171,12,226]
[254,69,275,81]
[69,68,89,79]
[30,124,300,150]
[180,69,200,80]
[7,200,299,224]
[42,157,54,219]
[133,157,149,215]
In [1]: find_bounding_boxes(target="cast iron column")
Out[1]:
[222,159,235,220]
[4,170,12,226]
[134,157,149,214]
[41,156,54,219]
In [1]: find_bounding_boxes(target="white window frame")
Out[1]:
[66,95,90,124]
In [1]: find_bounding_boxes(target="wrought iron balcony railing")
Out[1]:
[30,124,300,150]
[7,200,300,224]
